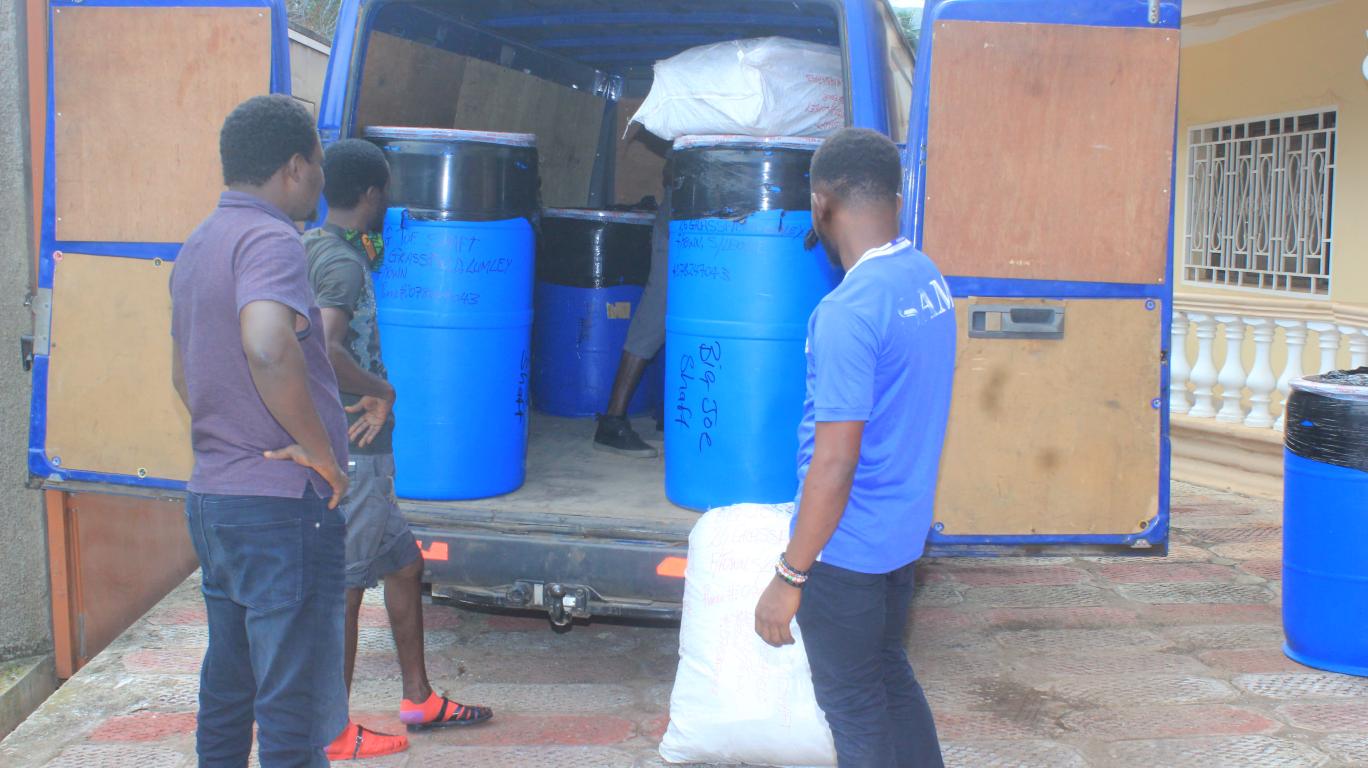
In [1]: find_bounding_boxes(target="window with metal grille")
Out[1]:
[1184,109,1336,295]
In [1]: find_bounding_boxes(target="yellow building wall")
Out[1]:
[1174,0,1368,305]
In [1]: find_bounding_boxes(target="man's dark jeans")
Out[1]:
[186,492,349,768]
[797,560,944,768]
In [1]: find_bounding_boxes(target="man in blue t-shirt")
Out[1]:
[755,128,956,767]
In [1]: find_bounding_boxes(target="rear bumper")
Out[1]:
[410,523,688,622]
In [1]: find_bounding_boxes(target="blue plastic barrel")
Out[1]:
[533,208,660,417]
[664,136,839,511]
[367,127,538,500]
[1282,371,1368,676]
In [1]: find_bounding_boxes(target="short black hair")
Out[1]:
[810,128,902,205]
[219,95,319,186]
[323,139,390,208]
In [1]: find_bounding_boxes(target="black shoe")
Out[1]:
[594,415,659,458]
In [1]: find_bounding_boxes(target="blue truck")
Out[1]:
[29,0,1181,626]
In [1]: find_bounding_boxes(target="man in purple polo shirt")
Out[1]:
[171,94,352,767]
[755,128,954,767]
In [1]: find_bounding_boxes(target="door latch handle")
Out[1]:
[968,305,1065,340]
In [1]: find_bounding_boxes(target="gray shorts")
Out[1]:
[341,453,420,590]
[623,200,669,359]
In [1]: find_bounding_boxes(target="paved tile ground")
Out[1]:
[3,482,1366,767]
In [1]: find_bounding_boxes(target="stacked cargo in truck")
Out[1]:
[29,0,1182,628]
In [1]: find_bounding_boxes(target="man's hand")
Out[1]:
[241,300,347,508]
[264,444,349,509]
[346,394,392,448]
[754,575,802,647]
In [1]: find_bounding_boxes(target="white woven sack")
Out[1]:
[659,502,837,767]
[630,37,844,140]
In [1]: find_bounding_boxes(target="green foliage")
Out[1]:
[288,0,342,40]
[894,7,922,55]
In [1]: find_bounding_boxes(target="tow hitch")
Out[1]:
[545,583,590,628]
[503,580,593,628]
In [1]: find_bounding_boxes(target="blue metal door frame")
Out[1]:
[903,0,1182,554]
[27,0,293,490]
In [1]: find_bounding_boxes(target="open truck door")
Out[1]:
[905,0,1181,555]
[26,0,293,675]
[28,0,292,494]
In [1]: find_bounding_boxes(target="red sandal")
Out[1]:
[399,692,494,731]
[325,721,409,761]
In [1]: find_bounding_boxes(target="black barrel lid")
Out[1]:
[1285,367,1368,474]
[672,135,824,152]
[669,134,819,220]
[367,126,541,220]
[364,126,537,147]
[543,208,655,226]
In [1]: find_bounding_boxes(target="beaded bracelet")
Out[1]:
[780,552,810,578]
[775,553,809,588]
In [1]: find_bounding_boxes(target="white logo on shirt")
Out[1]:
[901,278,954,323]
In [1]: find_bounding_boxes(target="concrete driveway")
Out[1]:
[2,482,1365,767]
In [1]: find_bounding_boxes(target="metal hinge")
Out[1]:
[21,291,35,372]
[1149,0,1162,25]
[31,287,52,363]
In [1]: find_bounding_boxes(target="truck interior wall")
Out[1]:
[614,98,668,207]
[356,31,608,208]
[354,33,462,130]
[351,0,845,211]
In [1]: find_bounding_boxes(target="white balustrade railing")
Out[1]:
[1171,295,1368,431]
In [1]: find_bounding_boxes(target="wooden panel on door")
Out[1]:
[53,6,271,243]
[935,298,1163,535]
[45,252,192,480]
[923,21,1178,284]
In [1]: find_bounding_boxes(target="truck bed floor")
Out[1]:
[399,415,699,541]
